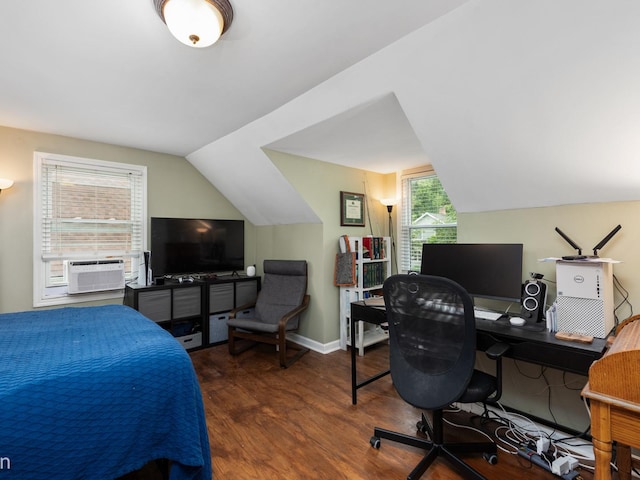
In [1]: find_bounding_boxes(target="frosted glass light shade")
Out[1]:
[0,178,14,190]
[155,0,233,48]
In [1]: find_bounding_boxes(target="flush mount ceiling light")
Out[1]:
[154,0,233,48]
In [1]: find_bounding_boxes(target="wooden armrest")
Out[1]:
[278,295,311,330]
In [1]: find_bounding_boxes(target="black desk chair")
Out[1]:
[370,274,508,480]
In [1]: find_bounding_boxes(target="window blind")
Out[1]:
[400,170,457,272]
[37,154,146,288]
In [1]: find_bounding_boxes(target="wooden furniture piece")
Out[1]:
[339,236,391,355]
[582,316,640,480]
[228,260,310,368]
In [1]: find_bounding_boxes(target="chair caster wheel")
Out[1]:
[370,436,381,449]
[416,420,427,434]
[416,413,432,436]
[483,452,498,465]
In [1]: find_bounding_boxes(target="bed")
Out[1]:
[0,304,211,480]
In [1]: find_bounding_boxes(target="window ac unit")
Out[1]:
[68,259,125,294]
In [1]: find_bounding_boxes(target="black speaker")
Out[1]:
[520,280,547,323]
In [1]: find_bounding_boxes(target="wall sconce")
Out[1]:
[154,0,233,48]
[0,178,14,194]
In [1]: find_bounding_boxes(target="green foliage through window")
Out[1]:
[401,173,457,272]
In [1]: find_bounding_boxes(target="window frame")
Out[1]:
[33,151,147,307]
[400,166,457,273]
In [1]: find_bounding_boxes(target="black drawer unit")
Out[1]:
[125,275,260,349]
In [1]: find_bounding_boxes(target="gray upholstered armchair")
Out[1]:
[227,260,310,368]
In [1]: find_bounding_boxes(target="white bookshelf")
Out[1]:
[339,236,391,356]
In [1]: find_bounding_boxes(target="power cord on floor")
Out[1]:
[475,402,593,479]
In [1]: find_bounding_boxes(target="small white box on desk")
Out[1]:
[555,260,615,338]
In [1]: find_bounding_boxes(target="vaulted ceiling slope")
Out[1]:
[189,0,640,224]
[2,2,640,226]
[0,0,463,156]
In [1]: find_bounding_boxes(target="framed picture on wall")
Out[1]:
[340,191,365,227]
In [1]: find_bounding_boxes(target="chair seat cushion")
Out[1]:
[227,317,280,334]
[457,369,497,403]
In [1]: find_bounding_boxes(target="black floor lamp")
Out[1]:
[380,198,398,274]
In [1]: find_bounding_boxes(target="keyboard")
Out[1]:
[473,308,502,321]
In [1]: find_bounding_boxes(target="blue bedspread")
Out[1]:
[0,305,211,480]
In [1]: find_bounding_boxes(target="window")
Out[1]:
[400,167,457,272]
[34,152,147,307]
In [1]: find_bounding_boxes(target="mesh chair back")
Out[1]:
[383,274,477,410]
[255,260,307,328]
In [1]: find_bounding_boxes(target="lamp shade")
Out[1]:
[154,0,233,48]
[0,178,13,190]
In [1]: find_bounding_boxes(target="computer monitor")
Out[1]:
[419,243,523,303]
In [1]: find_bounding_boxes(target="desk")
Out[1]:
[350,300,608,405]
[580,387,637,480]
[581,318,640,480]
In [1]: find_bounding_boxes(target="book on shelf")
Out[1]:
[362,236,386,260]
[361,237,372,259]
[362,262,387,288]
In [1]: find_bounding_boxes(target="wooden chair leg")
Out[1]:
[229,327,309,368]
[274,330,309,368]
[278,335,287,368]
[228,326,235,355]
[228,327,257,356]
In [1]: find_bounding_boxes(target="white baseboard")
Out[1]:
[286,332,342,354]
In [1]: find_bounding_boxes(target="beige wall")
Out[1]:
[459,202,638,431]
[3,125,630,432]
[264,149,393,345]
[0,125,254,313]
[0,127,391,349]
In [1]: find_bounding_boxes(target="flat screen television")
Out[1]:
[151,217,245,277]
[420,243,523,302]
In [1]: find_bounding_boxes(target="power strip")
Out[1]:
[516,445,582,480]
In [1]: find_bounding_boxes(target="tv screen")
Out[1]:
[151,217,244,277]
[420,243,523,302]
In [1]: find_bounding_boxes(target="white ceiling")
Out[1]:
[3,1,640,225]
[0,0,460,158]
[265,92,429,174]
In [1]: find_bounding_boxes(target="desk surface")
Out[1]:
[350,300,608,376]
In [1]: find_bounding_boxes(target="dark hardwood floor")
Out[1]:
[187,343,599,480]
